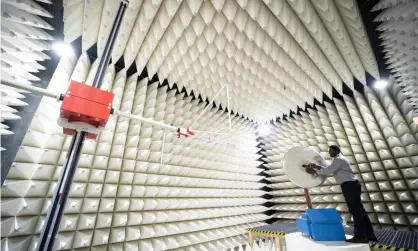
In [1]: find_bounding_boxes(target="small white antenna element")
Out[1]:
[166,84,233,158]
[160,131,165,164]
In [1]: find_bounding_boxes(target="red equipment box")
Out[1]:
[60,81,114,139]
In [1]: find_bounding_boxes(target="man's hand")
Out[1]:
[305,167,316,174]
[302,163,322,169]
[311,163,322,169]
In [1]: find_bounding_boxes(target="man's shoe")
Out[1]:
[367,235,378,242]
[346,236,368,243]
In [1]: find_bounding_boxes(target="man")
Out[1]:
[303,145,377,243]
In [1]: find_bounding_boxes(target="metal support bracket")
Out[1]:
[36,1,129,250]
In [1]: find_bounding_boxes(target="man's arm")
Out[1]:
[315,159,343,176]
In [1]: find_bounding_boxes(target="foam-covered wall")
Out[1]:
[373,0,418,114]
[262,80,418,230]
[0,0,53,166]
[0,53,268,251]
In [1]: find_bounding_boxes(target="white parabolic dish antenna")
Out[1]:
[283,146,328,188]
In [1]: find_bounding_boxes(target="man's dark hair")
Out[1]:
[329,145,341,154]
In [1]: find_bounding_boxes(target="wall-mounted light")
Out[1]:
[374,79,388,89]
[52,42,74,58]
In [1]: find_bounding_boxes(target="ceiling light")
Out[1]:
[52,42,74,58]
[374,80,388,89]
[257,123,271,136]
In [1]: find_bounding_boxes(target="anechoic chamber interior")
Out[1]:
[1,0,417,250]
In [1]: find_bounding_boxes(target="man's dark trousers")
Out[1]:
[341,180,374,238]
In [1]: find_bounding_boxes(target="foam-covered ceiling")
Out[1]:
[63,0,380,122]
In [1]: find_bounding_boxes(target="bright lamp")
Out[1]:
[52,42,74,58]
[257,123,271,136]
[374,80,388,89]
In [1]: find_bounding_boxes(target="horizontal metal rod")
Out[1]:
[3,81,235,138]
[113,108,178,131]
[193,129,230,136]
[1,81,60,100]
[2,81,181,132]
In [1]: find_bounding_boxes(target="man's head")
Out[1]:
[329,145,341,158]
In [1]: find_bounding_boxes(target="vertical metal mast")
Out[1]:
[37,1,129,250]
